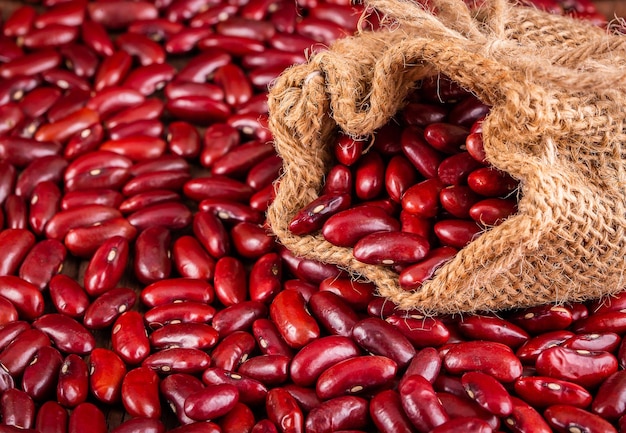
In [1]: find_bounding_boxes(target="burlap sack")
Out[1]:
[266,0,626,315]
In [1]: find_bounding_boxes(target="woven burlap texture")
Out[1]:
[266,0,626,315]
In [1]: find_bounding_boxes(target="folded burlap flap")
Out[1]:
[266,0,626,315]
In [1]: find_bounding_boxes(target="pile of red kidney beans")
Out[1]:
[0,0,622,432]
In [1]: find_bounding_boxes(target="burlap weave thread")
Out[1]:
[266,0,626,314]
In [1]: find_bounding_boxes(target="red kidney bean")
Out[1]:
[369,389,415,433]
[127,201,192,231]
[0,275,44,320]
[457,315,529,348]
[305,396,368,433]
[116,32,166,66]
[172,235,216,280]
[316,355,397,399]
[27,181,62,235]
[18,239,66,291]
[353,231,430,266]
[288,194,351,236]
[122,170,190,197]
[0,161,16,205]
[192,210,231,259]
[213,63,253,107]
[0,137,62,168]
[4,194,28,229]
[0,49,62,80]
[433,418,494,433]
[592,370,626,419]
[231,221,275,258]
[189,5,239,27]
[129,154,190,177]
[220,402,256,433]
[21,346,63,401]
[249,183,276,212]
[265,388,304,433]
[68,402,107,433]
[112,311,151,365]
[433,219,482,248]
[22,24,79,49]
[318,277,375,311]
[212,141,275,177]
[59,43,98,79]
[437,392,500,430]
[56,354,89,408]
[89,348,127,405]
[119,190,181,214]
[104,98,164,131]
[93,51,132,92]
[110,418,166,433]
[384,154,418,202]
[399,375,449,432]
[448,95,490,126]
[509,305,574,334]
[164,121,201,159]
[246,154,282,191]
[213,256,248,306]
[142,278,214,308]
[109,118,165,141]
[212,301,268,338]
[573,310,626,335]
[238,354,290,386]
[270,290,320,349]
[0,103,23,136]
[19,87,60,119]
[444,340,523,382]
[0,229,35,276]
[186,176,254,203]
[351,317,416,368]
[0,76,40,107]
[164,26,213,53]
[48,274,89,318]
[36,400,68,433]
[467,167,518,197]
[252,318,294,358]
[143,347,211,375]
[280,384,321,415]
[63,123,105,160]
[321,164,352,195]
[0,297,18,326]
[249,252,282,303]
[0,328,50,376]
[161,374,206,425]
[44,204,122,241]
[202,367,268,407]
[33,314,95,355]
[198,34,266,55]
[150,323,219,351]
[438,152,483,186]
[144,302,216,329]
[469,197,518,226]
[86,87,144,119]
[210,331,256,372]
[401,178,444,218]
[88,1,158,29]
[99,135,167,161]
[544,405,617,433]
[353,150,385,199]
[590,292,626,314]
[514,376,592,409]
[402,347,442,384]
[0,322,30,353]
[465,132,487,164]
[166,95,231,124]
[462,371,513,417]
[307,290,359,337]
[83,287,137,330]
[399,245,459,289]
[183,384,239,422]
[83,236,129,297]
[1,388,35,429]
[64,216,137,258]
[3,5,36,36]
[535,346,618,389]
[515,330,574,363]
[563,332,621,352]
[121,365,161,419]
[333,132,365,166]
[422,122,468,154]
[133,226,172,284]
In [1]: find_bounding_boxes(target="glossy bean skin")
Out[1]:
[351,317,416,368]
[322,205,400,247]
[202,367,268,407]
[266,387,304,433]
[513,376,592,409]
[544,405,618,433]
[35,401,68,433]
[110,418,166,433]
[68,402,107,433]
[32,314,95,355]
[172,236,216,280]
[18,239,65,291]
[370,390,415,433]
[457,315,529,349]
[121,365,161,419]
[142,348,211,375]
[535,346,618,389]
[270,290,320,349]
[1,388,36,429]
[210,331,256,372]
[249,252,282,303]
[304,396,369,433]
[112,311,151,365]
[83,236,129,297]
[89,348,127,404]
[318,277,375,311]
[144,302,216,329]
[183,384,240,421]
[212,301,268,338]
[238,354,290,387]
[443,340,523,383]
[515,330,574,364]
[21,346,63,401]
[134,226,172,284]
[57,354,89,408]
[0,229,35,276]
[64,217,137,258]
[308,291,359,338]
[252,318,294,358]
[316,355,397,400]
[160,374,205,425]
[386,314,451,348]
[436,392,500,430]
[399,375,450,432]
[462,371,513,416]
[141,278,214,308]
[0,276,44,320]
[83,287,137,330]
[213,256,248,306]
[192,210,231,260]
[27,181,62,236]
[149,322,219,351]
[399,246,458,290]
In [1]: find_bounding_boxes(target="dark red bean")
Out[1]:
[213,256,248,306]
[160,373,205,425]
[265,388,304,433]
[0,276,44,320]
[33,314,94,355]
[469,198,518,226]
[210,331,256,372]
[402,178,445,218]
[87,1,158,29]
[399,375,449,432]
[0,229,35,276]
[110,418,166,433]
[563,332,621,352]
[150,323,219,351]
[184,384,239,421]
[1,388,35,429]
[307,290,359,338]
[27,181,62,236]
[457,315,529,348]
[44,204,122,241]
[238,354,290,386]
[202,367,268,407]
[172,235,216,280]
[144,302,216,329]
[83,287,137,330]
[64,216,137,258]
[212,301,268,337]
[592,370,626,419]
[0,49,61,80]
[212,141,275,177]
[305,396,369,433]
[514,376,592,409]
[444,341,523,382]
[116,32,166,66]
[192,210,231,260]
[88,348,127,404]
[318,277,375,311]
[399,246,459,289]
[57,354,89,408]
[252,318,294,358]
[351,317,416,368]
[83,236,129,297]
[353,231,430,266]
[544,405,617,433]
[0,137,62,168]
[112,311,151,365]
[19,239,66,291]
[21,346,63,401]
[143,348,211,375]
[467,167,518,197]
[515,330,574,364]
[316,355,397,399]
[36,401,68,433]
[535,346,618,389]
[68,402,107,433]
[121,365,161,419]
[0,328,50,376]
[462,371,513,417]
[127,201,192,232]
[220,402,256,433]
[4,194,28,229]
[270,290,320,349]
[0,297,18,326]
[369,389,415,433]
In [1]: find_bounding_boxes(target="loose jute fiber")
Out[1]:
[266,0,626,315]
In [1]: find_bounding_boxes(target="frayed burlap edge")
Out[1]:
[266,0,626,315]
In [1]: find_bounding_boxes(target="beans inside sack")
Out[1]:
[0,0,624,432]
